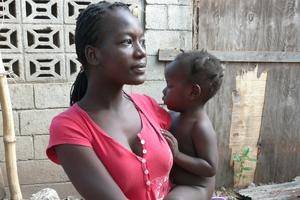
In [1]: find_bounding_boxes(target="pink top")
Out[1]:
[46,94,173,200]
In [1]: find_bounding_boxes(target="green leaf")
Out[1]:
[233,155,241,162]
[242,146,250,156]
[242,167,252,171]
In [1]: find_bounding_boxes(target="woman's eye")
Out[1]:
[121,39,132,45]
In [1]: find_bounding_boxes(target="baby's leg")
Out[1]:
[164,185,211,200]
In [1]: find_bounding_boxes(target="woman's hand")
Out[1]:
[161,129,179,159]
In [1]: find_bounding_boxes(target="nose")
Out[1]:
[134,42,146,59]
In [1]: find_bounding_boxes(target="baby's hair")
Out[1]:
[70,1,131,106]
[175,50,224,103]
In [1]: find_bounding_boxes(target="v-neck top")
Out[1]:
[46,94,173,200]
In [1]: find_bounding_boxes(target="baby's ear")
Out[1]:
[190,84,201,100]
[85,45,101,66]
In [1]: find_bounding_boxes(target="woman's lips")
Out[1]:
[132,67,146,74]
[132,63,146,74]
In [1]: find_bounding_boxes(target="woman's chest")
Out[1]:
[91,120,173,197]
[90,108,143,152]
[90,111,173,171]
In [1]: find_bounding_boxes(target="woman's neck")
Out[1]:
[78,81,126,111]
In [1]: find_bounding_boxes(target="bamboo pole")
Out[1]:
[0,53,22,200]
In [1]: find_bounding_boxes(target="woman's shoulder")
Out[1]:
[51,104,83,127]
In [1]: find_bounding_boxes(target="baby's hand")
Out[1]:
[161,129,179,159]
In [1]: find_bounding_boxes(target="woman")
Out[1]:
[46,2,173,199]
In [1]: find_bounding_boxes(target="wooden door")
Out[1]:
[192,0,300,186]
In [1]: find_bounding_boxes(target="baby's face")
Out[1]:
[162,62,190,112]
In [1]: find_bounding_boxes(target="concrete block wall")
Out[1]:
[0,0,193,198]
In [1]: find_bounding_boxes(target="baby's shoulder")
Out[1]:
[191,116,215,138]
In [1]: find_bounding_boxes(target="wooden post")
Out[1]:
[0,53,22,200]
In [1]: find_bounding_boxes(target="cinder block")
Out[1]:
[0,160,69,186]
[0,136,34,161]
[179,31,193,50]
[131,80,165,104]
[145,30,179,55]
[0,111,19,136]
[20,109,65,135]
[0,0,21,23]
[114,0,141,5]
[24,54,66,82]
[145,30,192,55]
[23,24,64,53]
[145,56,165,80]
[146,5,168,29]
[146,0,178,4]
[8,84,34,110]
[168,5,192,30]
[0,24,22,53]
[1,53,25,82]
[64,0,93,24]
[21,0,63,24]
[34,83,72,109]
[178,0,192,5]
[146,0,192,5]
[34,135,49,159]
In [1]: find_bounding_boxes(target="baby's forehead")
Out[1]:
[170,57,192,73]
[165,60,190,79]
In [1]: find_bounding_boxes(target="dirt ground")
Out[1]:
[215,187,239,200]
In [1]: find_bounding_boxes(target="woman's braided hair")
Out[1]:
[70,1,130,106]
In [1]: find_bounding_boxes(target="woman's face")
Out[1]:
[93,8,147,85]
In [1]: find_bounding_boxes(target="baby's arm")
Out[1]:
[162,122,218,177]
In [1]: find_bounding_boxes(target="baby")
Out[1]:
[162,50,224,200]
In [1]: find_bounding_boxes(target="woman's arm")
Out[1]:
[55,144,127,200]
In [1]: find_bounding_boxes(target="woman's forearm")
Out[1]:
[56,144,128,200]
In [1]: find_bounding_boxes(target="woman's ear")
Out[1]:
[190,84,201,100]
[85,45,101,66]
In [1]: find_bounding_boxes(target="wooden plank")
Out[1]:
[254,63,300,184]
[195,0,300,52]
[228,65,268,187]
[237,177,300,200]
[158,49,300,63]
